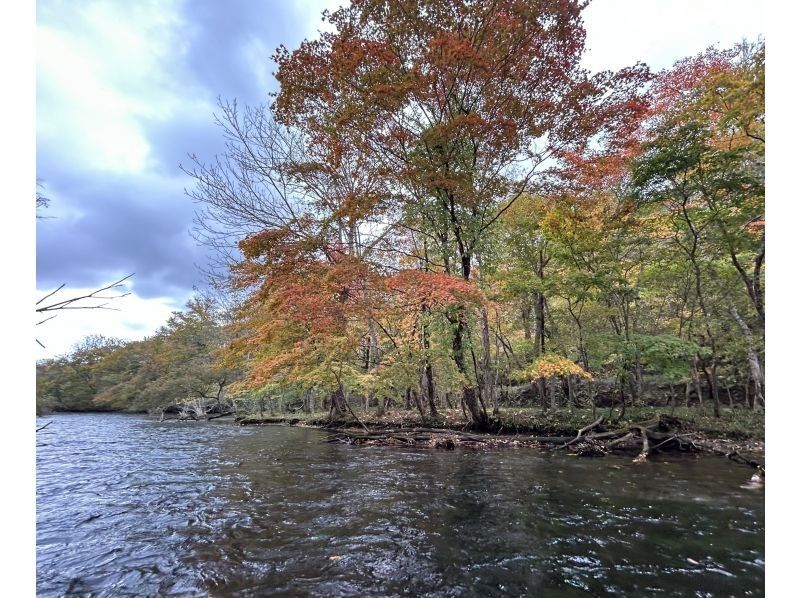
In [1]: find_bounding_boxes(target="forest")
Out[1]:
[37,1,764,440]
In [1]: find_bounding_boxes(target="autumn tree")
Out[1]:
[632,41,765,415]
[271,0,649,429]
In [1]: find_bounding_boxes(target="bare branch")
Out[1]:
[37,274,134,314]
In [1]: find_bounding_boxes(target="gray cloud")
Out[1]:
[180,0,298,103]
[36,0,328,302]
[35,168,209,299]
[140,108,228,177]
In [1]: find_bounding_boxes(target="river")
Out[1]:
[36,413,764,596]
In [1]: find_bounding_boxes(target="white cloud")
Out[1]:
[36,0,213,358]
[36,0,202,173]
[240,36,275,96]
[582,0,765,73]
[35,286,188,359]
[37,25,150,172]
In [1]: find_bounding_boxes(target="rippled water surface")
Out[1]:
[36,413,764,596]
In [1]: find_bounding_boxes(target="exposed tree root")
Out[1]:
[323,414,765,478]
[556,416,604,450]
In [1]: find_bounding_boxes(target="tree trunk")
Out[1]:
[729,304,765,410]
[521,301,532,340]
[479,307,494,415]
[330,388,346,417]
[744,371,752,410]
[366,316,380,415]
[567,375,577,409]
[411,389,426,421]
[421,305,438,418]
[534,292,546,358]
[452,310,489,429]
[692,359,704,409]
[461,386,488,430]
[537,378,547,412]
[424,364,438,417]
[700,362,721,418]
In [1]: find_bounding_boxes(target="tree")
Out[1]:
[37,296,242,415]
[631,41,765,416]
[271,0,649,429]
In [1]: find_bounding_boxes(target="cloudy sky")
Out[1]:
[35,0,764,358]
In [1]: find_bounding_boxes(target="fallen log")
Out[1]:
[605,431,636,449]
[528,436,580,444]
[326,429,494,446]
[582,430,624,441]
[206,411,234,421]
[689,439,765,474]
[647,434,680,453]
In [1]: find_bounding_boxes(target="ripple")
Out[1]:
[38,414,765,596]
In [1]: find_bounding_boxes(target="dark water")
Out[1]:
[36,413,764,597]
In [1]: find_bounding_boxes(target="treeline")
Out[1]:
[39,2,764,430]
[36,298,239,413]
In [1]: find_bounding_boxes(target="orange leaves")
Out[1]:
[427,34,485,70]
[744,218,765,237]
[651,47,737,115]
[230,223,488,389]
[239,227,301,260]
[332,37,398,69]
[386,270,485,311]
[557,150,630,193]
[237,222,321,265]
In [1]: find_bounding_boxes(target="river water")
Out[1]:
[36,413,764,596]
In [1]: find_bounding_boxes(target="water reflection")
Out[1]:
[37,414,764,596]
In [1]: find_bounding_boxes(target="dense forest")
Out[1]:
[37,1,764,433]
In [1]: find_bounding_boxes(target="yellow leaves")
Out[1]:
[525,354,592,382]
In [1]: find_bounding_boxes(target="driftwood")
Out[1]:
[327,428,493,448]
[158,399,235,422]
[556,415,604,450]
[632,427,650,463]
[206,411,235,421]
[551,414,764,477]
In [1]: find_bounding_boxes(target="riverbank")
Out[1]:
[236,406,762,438]
[235,406,764,463]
